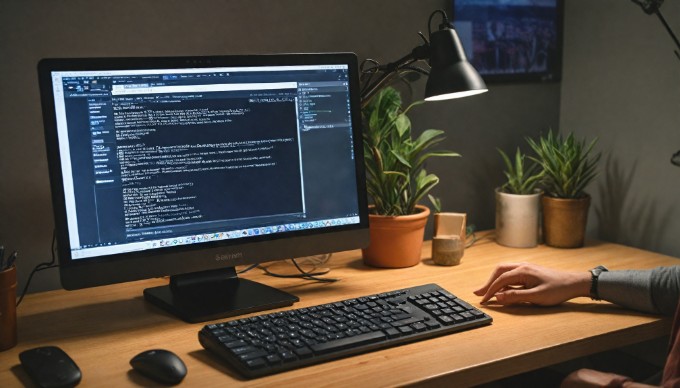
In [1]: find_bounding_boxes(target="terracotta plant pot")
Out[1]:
[495,188,542,248]
[542,195,591,248]
[362,205,430,268]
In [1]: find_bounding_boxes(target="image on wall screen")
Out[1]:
[452,0,562,82]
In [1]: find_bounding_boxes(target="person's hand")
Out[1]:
[473,262,591,306]
[560,368,633,387]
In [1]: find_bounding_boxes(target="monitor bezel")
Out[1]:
[38,53,369,290]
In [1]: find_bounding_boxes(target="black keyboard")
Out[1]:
[199,283,492,378]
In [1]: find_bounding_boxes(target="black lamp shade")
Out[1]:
[425,27,487,101]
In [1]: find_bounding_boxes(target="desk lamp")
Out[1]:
[359,9,487,107]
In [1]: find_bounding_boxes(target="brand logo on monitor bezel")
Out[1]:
[215,252,243,261]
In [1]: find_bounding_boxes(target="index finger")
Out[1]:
[479,268,530,304]
[474,263,524,296]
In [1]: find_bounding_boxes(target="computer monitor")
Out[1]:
[38,53,369,323]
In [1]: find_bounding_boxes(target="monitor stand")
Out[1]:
[143,267,299,323]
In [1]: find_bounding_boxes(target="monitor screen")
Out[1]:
[38,53,369,322]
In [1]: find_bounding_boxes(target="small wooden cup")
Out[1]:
[432,212,467,266]
[432,236,464,266]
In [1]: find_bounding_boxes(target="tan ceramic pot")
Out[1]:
[362,205,430,268]
[495,188,542,248]
[542,195,591,248]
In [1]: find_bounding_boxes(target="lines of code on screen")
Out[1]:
[111,93,304,231]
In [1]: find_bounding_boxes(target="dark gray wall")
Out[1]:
[0,0,560,293]
[561,0,680,256]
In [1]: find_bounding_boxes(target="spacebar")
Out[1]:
[310,332,386,354]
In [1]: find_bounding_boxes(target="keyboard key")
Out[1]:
[412,322,427,332]
[238,349,268,361]
[310,331,386,354]
[439,316,455,325]
[232,346,256,355]
[293,347,313,358]
[385,328,401,338]
[266,354,281,364]
[392,317,424,327]
[392,312,411,320]
[245,358,266,370]
[280,351,297,363]
[212,329,227,337]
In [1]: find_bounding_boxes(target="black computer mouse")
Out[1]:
[19,346,82,388]
[130,349,187,385]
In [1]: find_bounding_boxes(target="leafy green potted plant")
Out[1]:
[495,147,543,248]
[361,86,460,267]
[527,130,601,248]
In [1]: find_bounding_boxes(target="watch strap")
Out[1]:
[589,265,609,300]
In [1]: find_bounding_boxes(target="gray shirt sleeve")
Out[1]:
[598,266,680,316]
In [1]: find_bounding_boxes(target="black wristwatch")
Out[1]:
[589,265,609,300]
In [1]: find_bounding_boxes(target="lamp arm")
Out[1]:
[360,35,432,107]
[653,9,680,61]
[631,0,680,61]
[360,63,431,108]
[360,52,417,108]
[400,65,430,77]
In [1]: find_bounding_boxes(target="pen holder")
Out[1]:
[0,265,17,351]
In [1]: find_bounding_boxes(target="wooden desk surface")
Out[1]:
[1,234,677,387]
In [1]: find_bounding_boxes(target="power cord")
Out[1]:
[465,225,479,248]
[238,254,339,283]
[16,230,59,307]
[237,263,260,274]
[264,257,338,283]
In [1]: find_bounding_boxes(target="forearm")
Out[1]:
[598,270,655,313]
[598,266,680,316]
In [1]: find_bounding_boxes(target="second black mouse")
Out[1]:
[19,346,82,388]
[130,349,187,385]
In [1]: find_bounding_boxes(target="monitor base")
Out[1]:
[144,267,299,323]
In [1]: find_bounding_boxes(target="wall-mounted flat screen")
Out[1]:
[452,0,563,82]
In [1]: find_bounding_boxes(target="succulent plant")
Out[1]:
[526,130,601,199]
[497,147,542,195]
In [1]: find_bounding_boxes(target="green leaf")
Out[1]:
[428,194,442,213]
